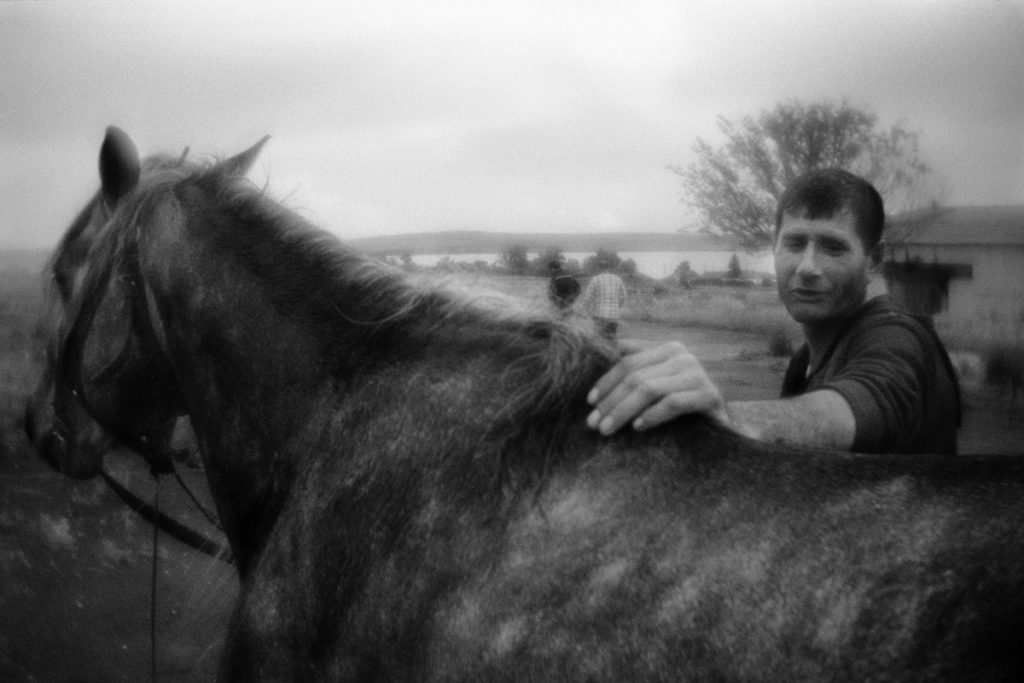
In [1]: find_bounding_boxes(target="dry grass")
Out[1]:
[442,272,804,359]
[442,272,804,354]
[627,286,798,337]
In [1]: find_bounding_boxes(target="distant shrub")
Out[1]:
[984,344,1024,401]
[727,252,742,279]
[582,248,623,275]
[498,244,530,275]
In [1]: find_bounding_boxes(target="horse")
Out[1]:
[26,126,1024,681]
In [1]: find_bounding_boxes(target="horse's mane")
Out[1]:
[70,155,630,490]
[198,161,618,370]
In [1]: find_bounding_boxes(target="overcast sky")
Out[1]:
[2,0,1022,250]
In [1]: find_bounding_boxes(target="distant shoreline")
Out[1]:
[0,231,741,274]
[344,230,733,256]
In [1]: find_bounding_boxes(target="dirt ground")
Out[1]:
[0,458,235,682]
[3,319,1023,682]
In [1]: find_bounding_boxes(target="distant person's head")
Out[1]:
[773,169,885,327]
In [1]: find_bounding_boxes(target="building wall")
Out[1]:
[888,244,1024,346]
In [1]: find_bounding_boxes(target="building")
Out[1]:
[883,205,1024,346]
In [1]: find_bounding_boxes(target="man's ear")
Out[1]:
[867,243,884,274]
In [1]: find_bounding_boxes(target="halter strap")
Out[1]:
[53,214,232,562]
[55,220,179,475]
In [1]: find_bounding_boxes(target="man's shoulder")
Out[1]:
[845,296,936,345]
[833,295,956,396]
[851,295,906,322]
[827,296,960,454]
[812,296,951,390]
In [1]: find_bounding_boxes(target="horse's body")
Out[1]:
[27,128,1024,681]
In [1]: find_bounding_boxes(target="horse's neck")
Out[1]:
[148,256,337,566]
[167,278,329,422]
[142,229,333,448]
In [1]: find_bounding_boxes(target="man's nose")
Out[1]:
[795,245,821,277]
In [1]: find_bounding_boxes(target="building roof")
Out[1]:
[886,205,1024,247]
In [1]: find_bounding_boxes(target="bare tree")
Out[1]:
[672,100,942,250]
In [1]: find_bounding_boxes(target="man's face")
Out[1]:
[774,211,875,326]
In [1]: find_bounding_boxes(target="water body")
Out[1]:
[408,250,775,279]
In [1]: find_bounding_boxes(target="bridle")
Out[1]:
[49,214,232,678]
[56,222,168,463]
[54,211,230,544]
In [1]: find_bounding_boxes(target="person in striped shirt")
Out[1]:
[581,260,627,338]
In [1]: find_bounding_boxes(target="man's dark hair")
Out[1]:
[774,169,885,250]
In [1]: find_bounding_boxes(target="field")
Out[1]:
[2,268,1023,681]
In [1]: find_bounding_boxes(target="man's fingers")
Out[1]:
[590,372,700,435]
[633,389,729,432]
[588,341,691,406]
[585,340,727,436]
[593,346,697,416]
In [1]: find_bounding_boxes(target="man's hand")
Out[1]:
[586,339,730,435]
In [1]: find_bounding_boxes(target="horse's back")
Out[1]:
[227,418,1024,681]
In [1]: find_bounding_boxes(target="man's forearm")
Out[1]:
[724,389,856,451]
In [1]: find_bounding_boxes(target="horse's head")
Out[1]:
[24,126,268,478]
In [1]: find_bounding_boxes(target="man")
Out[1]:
[586,169,960,455]
[581,259,628,338]
[547,259,581,312]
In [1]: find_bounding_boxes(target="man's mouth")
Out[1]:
[790,288,828,301]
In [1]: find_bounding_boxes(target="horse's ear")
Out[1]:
[218,135,270,177]
[99,126,141,211]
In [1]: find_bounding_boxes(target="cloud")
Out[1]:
[1,0,1022,249]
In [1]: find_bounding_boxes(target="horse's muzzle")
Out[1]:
[23,402,103,479]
